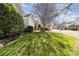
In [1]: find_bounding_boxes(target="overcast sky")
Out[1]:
[21,3,79,24]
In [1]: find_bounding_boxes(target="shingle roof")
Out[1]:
[24,14,32,17]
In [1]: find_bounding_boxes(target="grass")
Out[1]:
[0,32,79,56]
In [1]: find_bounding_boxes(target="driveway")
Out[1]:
[50,29,79,38]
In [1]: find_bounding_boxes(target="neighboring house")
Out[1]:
[64,19,79,30]
[23,14,35,28]
[12,4,37,28]
[69,19,79,30]
[12,4,43,30]
[24,14,42,31]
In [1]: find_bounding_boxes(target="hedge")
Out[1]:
[0,4,24,39]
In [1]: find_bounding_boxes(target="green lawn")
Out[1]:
[0,32,79,56]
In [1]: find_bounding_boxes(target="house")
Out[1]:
[23,14,43,31]
[12,4,43,31]
[69,19,79,30]
[12,4,36,29]
[64,19,79,30]
[23,14,35,28]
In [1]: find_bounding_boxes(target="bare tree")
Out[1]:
[33,3,58,31]
[33,3,73,31]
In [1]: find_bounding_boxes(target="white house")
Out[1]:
[23,14,35,28]
[62,19,79,30]
[13,4,35,28]
[13,4,42,30]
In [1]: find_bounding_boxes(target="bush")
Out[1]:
[0,4,24,38]
[25,26,33,32]
[40,28,44,32]
[45,28,49,31]
[70,28,78,31]
[0,30,4,39]
[10,27,19,37]
[38,24,42,30]
[40,28,49,32]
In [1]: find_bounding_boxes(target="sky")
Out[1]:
[21,3,33,14]
[21,3,79,24]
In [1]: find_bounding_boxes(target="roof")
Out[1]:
[74,19,79,24]
[64,19,79,27]
[24,14,33,17]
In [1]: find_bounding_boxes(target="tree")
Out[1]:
[33,4,58,31]
[0,4,24,38]
[33,3,73,31]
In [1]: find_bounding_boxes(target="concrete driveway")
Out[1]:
[50,29,79,38]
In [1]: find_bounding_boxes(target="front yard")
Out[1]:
[0,32,79,56]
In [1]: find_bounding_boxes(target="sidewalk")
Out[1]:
[50,29,79,38]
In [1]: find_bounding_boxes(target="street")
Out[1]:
[51,29,79,38]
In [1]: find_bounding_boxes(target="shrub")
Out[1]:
[26,26,33,32]
[0,30,4,39]
[40,28,49,32]
[45,28,49,31]
[40,28,44,32]
[10,27,19,37]
[70,28,78,31]
[38,24,42,30]
[0,4,24,38]
[38,24,41,28]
